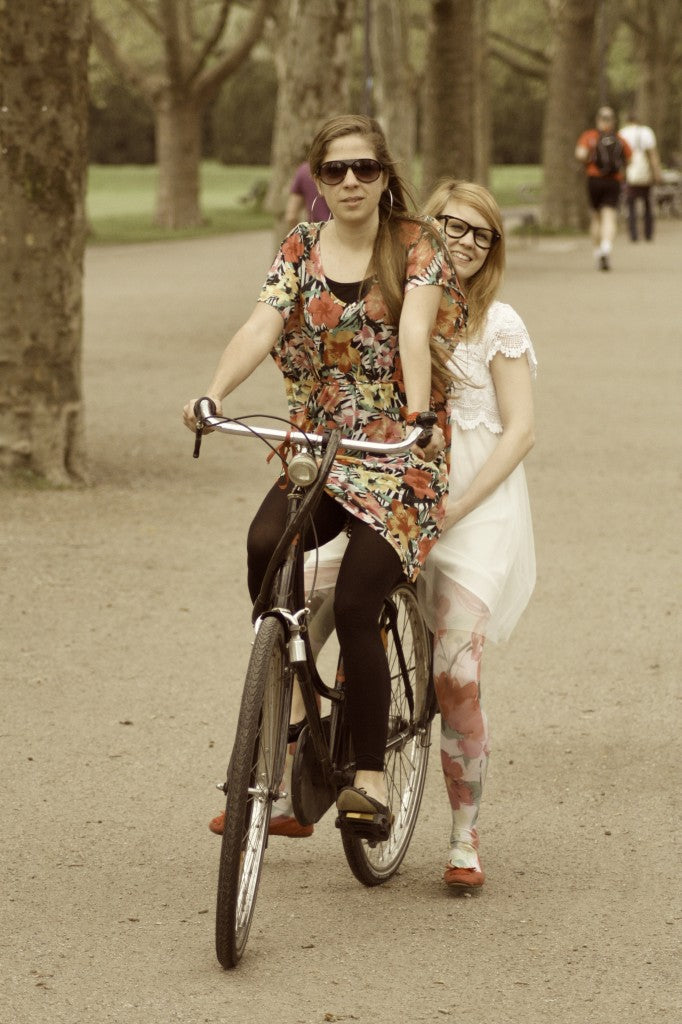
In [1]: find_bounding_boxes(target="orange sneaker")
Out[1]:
[208,810,313,839]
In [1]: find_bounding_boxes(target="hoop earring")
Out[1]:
[311,194,332,221]
[379,188,394,224]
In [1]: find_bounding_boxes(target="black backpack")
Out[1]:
[593,131,625,177]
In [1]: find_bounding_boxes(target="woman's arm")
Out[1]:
[397,284,444,458]
[398,283,442,410]
[444,351,535,528]
[183,302,284,430]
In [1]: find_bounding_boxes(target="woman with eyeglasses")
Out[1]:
[184,115,466,841]
[418,179,536,891]
[303,180,536,889]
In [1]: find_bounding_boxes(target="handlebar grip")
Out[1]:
[194,397,217,421]
[192,397,218,459]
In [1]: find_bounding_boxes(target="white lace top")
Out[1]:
[449,301,537,434]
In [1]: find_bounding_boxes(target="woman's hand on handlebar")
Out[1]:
[415,424,445,462]
[183,395,222,432]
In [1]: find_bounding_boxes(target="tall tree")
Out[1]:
[370,0,418,181]
[266,0,354,241]
[91,0,270,228]
[540,0,599,229]
[421,0,491,197]
[621,0,682,140]
[0,0,90,485]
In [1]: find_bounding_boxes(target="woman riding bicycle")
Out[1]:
[183,114,466,838]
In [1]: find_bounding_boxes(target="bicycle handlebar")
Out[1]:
[192,397,426,457]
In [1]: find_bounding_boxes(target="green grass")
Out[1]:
[86,161,543,245]
[489,164,542,207]
[86,161,274,244]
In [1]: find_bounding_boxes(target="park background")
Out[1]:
[1,2,681,1022]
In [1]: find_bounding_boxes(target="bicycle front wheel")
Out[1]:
[341,582,433,886]
[215,616,290,968]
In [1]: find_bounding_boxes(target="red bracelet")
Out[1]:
[405,410,437,426]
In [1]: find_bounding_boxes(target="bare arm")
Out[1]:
[648,145,663,183]
[182,302,284,430]
[397,284,445,459]
[575,141,590,163]
[284,193,306,230]
[398,284,442,411]
[443,351,535,528]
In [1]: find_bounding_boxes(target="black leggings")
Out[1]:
[247,482,403,770]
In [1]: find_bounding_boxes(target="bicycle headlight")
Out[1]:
[288,451,318,487]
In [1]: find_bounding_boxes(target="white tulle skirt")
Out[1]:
[304,423,535,645]
[417,423,535,643]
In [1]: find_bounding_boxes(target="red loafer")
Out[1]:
[208,810,313,839]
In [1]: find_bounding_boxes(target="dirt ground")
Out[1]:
[2,216,681,1024]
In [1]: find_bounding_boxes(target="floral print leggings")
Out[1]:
[433,620,490,857]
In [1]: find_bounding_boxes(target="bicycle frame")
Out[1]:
[194,398,432,823]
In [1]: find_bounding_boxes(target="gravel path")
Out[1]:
[2,220,680,1023]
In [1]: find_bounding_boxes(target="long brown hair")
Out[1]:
[422,179,505,337]
[308,115,457,396]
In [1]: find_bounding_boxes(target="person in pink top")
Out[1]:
[284,161,331,228]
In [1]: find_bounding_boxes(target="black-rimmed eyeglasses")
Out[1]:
[318,159,384,185]
[436,215,500,250]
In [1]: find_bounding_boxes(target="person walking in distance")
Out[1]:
[619,111,663,242]
[575,106,632,271]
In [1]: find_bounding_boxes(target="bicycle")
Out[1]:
[192,398,436,969]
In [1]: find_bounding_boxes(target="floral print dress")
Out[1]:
[258,220,466,580]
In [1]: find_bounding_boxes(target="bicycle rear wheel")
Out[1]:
[341,582,433,886]
[215,616,290,968]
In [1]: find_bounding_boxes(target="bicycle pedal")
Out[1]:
[335,811,392,843]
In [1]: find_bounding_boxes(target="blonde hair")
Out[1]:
[422,179,505,337]
[309,115,457,397]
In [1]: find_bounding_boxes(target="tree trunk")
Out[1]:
[154,94,204,228]
[540,0,598,230]
[0,0,90,484]
[472,0,491,185]
[267,0,353,243]
[91,0,269,231]
[370,0,418,184]
[421,0,490,197]
[628,0,682,144]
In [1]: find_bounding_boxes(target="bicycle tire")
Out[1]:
[215,616,291,968]
[341,582,433,886]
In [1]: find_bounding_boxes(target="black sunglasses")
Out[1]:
[318,159,384,186]
[436,215,500,250]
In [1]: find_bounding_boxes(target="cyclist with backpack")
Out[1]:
[575,106,632,271]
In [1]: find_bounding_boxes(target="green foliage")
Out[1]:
[211,58,277,165]
[89,79,155,164]
[491,68,546,164]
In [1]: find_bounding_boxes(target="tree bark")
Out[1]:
[540,0,598,230]
[421,0,490,198]
[0,0,90,484]
[154,94,203,228]
[624,0,682,143]
[266,0,353,243]
[370,0,418,183]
